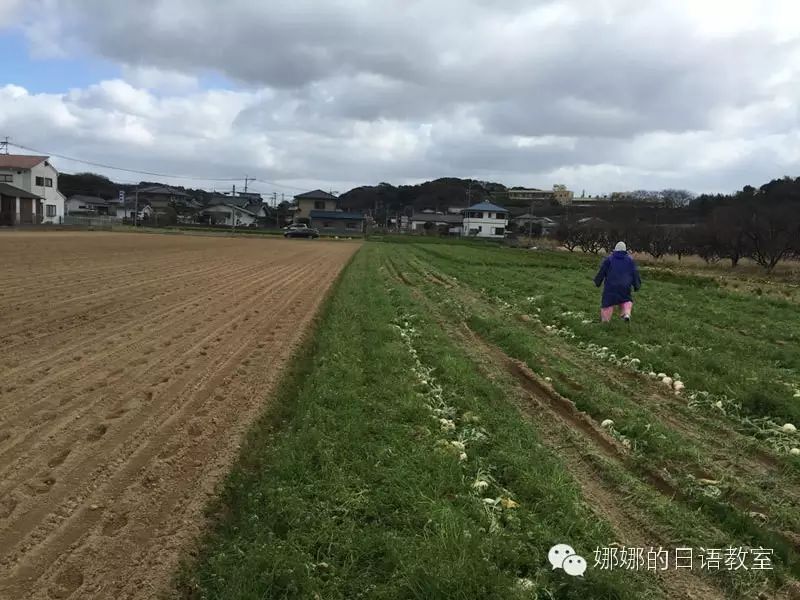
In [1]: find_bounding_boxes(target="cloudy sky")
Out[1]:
[1,0,799,196]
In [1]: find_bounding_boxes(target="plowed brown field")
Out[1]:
[0,231,359,600]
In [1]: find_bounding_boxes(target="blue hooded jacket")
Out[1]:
[594,251,641,308]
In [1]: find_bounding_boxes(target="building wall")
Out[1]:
[296,198,337,220]
[462,215,508,238]
[30,163,65,224]
[310,218,362,234]
[508,190,552,203]
[509,187,573,206]
[0,167,25,189]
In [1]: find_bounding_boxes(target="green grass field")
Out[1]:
[179,242,800,600]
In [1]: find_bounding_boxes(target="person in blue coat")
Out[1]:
[593,241,641,322]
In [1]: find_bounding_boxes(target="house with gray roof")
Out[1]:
[308,209,364,235]
[293,190,338,221]
[461,201,509,238]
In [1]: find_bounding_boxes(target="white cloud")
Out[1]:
[2,0,800,194]
[120,66,199,93]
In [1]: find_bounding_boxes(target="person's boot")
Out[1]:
[622,314,631,323]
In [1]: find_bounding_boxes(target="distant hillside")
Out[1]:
[338,178,508,213]
[59,172,518,211]
[58,173,127,199]
[57,173,226,203]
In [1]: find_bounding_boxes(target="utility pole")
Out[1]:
[528,196,533,239]
[462,180,473,238]
[134,186,139,228]
[243,176,255,193]
[231,184,236,230]
[0,137,8,154]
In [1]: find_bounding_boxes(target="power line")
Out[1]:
[253,178,310,192]
[9,141,243,182]
[8,140,315,196]
[56,169,291,200]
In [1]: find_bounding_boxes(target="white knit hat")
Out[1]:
[614,241,627,252]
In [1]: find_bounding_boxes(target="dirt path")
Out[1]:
[0,231,359,600]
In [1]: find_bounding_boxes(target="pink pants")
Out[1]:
[601,302,633,322]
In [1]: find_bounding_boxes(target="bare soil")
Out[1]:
[0,231,358,600]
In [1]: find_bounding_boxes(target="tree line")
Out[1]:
[554,177,800,271]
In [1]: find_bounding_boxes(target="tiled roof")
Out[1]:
[295,189,338,200]
[0,155,48,169]
[464,201,509,213]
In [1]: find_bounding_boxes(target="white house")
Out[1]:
[0,154,66,224]
[200,203,258,227]
[461,201,509,238]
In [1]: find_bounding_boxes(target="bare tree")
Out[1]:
[574,225,607,254]
[660,189,695,208]
[687,225,721,263]
[746,203,798,271]
[554,215,580,251]
[709,204,751,267]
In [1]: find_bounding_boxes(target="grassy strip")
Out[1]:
[178,245,665,599]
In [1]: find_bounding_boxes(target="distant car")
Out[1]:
[284,225,319,239]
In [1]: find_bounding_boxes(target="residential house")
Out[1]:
[461,201,509,238]
[199,202,258,227]
[133,185,192,210]
[293,190,338,221]
[0,183,43,226]
[409,212,462,235]
[512,213,558,236]
[0,154,66,223]
[198,194,269,227]
[309,210,364,235]
[291,189,364,234]
[120,199,153,222]
[66,195,118,216]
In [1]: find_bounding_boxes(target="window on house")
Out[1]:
[322,221,332,227]
[46,205,56,217]
[494,227,505,236]
[0,174,12,182]
[346,222,359,229]
[45,178,53,187]
[35,176,45,186]
[314,201,325,209]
